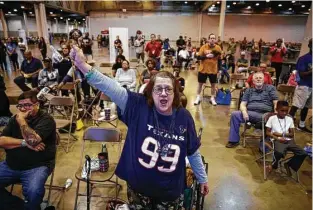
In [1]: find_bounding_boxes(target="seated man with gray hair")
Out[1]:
[226,72,278,148]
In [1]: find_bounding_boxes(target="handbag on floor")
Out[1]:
[216,88,231,105]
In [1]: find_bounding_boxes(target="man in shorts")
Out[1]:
[289,38,312,133]
[194,33,222,105]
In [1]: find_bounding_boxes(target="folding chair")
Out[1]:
[277,84,296,104]
[48,96,77,153]
[258,113,306,189]
[74,127,123,210]
[92,93,119,128]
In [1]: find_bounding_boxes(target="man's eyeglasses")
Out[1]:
[16,103,34,110]
[153,86,174,95]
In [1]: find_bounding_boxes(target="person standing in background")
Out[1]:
[270,38,287,85]
[6,37,19,71]
[0,39,7,71]
[81,32,93,61]
[176,36,186,56]
[145,34,162,70]
[216,36,223,51]
[250,42,261,67]
[227,38,237,56]
[38,37,47,59]
[134,35,145,64]
[156,35,163,47]
[114,35,122,56]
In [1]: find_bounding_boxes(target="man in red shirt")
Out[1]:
[270,38,287,85]
[145,34,162,70]
[245,63,272,88]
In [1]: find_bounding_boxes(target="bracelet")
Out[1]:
[85,67,96,80]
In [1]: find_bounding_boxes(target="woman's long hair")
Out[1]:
[143,71,181,109]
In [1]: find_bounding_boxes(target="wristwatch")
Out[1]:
[21,139,27,147]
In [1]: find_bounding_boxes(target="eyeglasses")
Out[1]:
[153,86,174,95]
[16,103,34,110]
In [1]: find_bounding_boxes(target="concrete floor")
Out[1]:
[1,43,312,210]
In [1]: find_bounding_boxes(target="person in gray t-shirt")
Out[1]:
[226,72,278,148]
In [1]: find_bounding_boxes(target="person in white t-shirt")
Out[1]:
[178,46,191,69]
[115,60,137,92]
[265,101,307,175]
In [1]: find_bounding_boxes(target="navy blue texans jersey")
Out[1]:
[115,91,200,201]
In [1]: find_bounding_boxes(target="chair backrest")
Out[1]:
[60,83,75,91]
[266,67,276,74]
[277,84,296,93]
[230,74,247,80]
[83,127,121,143]
[49,96,74,106]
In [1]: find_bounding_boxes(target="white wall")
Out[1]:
[89,11,308,43]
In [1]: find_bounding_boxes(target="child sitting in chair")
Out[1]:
[265,101,307,175]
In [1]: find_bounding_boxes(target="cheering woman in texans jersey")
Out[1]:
[70,46,208,209]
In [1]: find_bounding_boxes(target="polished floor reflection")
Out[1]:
[1,42,312,210]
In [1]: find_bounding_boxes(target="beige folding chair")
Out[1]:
[74,127,123,210]
[48,96,77,153]
[92,93,119,128]
[277,84,296,104]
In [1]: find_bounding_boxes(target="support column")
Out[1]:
[198,13,203,43]
[39,3,48,43]
[23,12,29,37]
[66,19,69,39]
[75,20,78,29]
[218,0,226,41]
[34,4,42,38]
[299,8,312,57]
[55,18,59,33]
[87,16,90,33]
[0,9,8,38]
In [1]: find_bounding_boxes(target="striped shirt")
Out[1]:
[242,85,278,113]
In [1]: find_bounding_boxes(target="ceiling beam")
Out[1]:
[201,1,214,12]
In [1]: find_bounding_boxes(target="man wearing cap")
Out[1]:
[37,58,59,90]
[14,51,43,92]
[289,38,312,133]
[236,51,249,73]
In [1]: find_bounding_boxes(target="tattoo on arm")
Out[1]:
[21,125,42,146]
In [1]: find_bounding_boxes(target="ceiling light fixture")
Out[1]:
[309,9,311,11]
[233,2,236,5]
[217,1,220,4]
[60,10,63,12]
[50,12,53,14]
[13,9,17,12]
[266,0,270,2]
[212,4,215,7]
[289,8,292,10]
[68,18,70,20]
[8,11,11,14]
[21,6,25,9]
[54,17,56,19]
[291,1,296,3]
[60,17,63,19]
[278,4,282,7]
[29,12,32,14]
[83,18,85,20]
[227,5,230,8]
[0,2,4,4]
[256,3,259,6]
[184,1,187,4]
[301,5,305,8]
[247,6,251,9]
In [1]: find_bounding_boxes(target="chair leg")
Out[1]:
[47,170,55,206]
[74,180,80,210]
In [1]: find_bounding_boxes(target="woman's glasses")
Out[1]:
[153,86,174,95]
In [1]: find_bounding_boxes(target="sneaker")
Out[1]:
[210,97,217,106]
[225,142,239,148]
[297,125,312,133]
[194,96,201,105]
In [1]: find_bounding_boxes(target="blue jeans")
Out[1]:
[228,111,263,143]
[0,161,51,210]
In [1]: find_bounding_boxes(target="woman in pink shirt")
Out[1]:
[270,38,287,85]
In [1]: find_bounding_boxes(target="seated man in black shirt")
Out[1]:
[0,90,56,210]
[14,51,43,92]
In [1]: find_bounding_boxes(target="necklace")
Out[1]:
[277,116,287,137]
[153,107,176,157]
